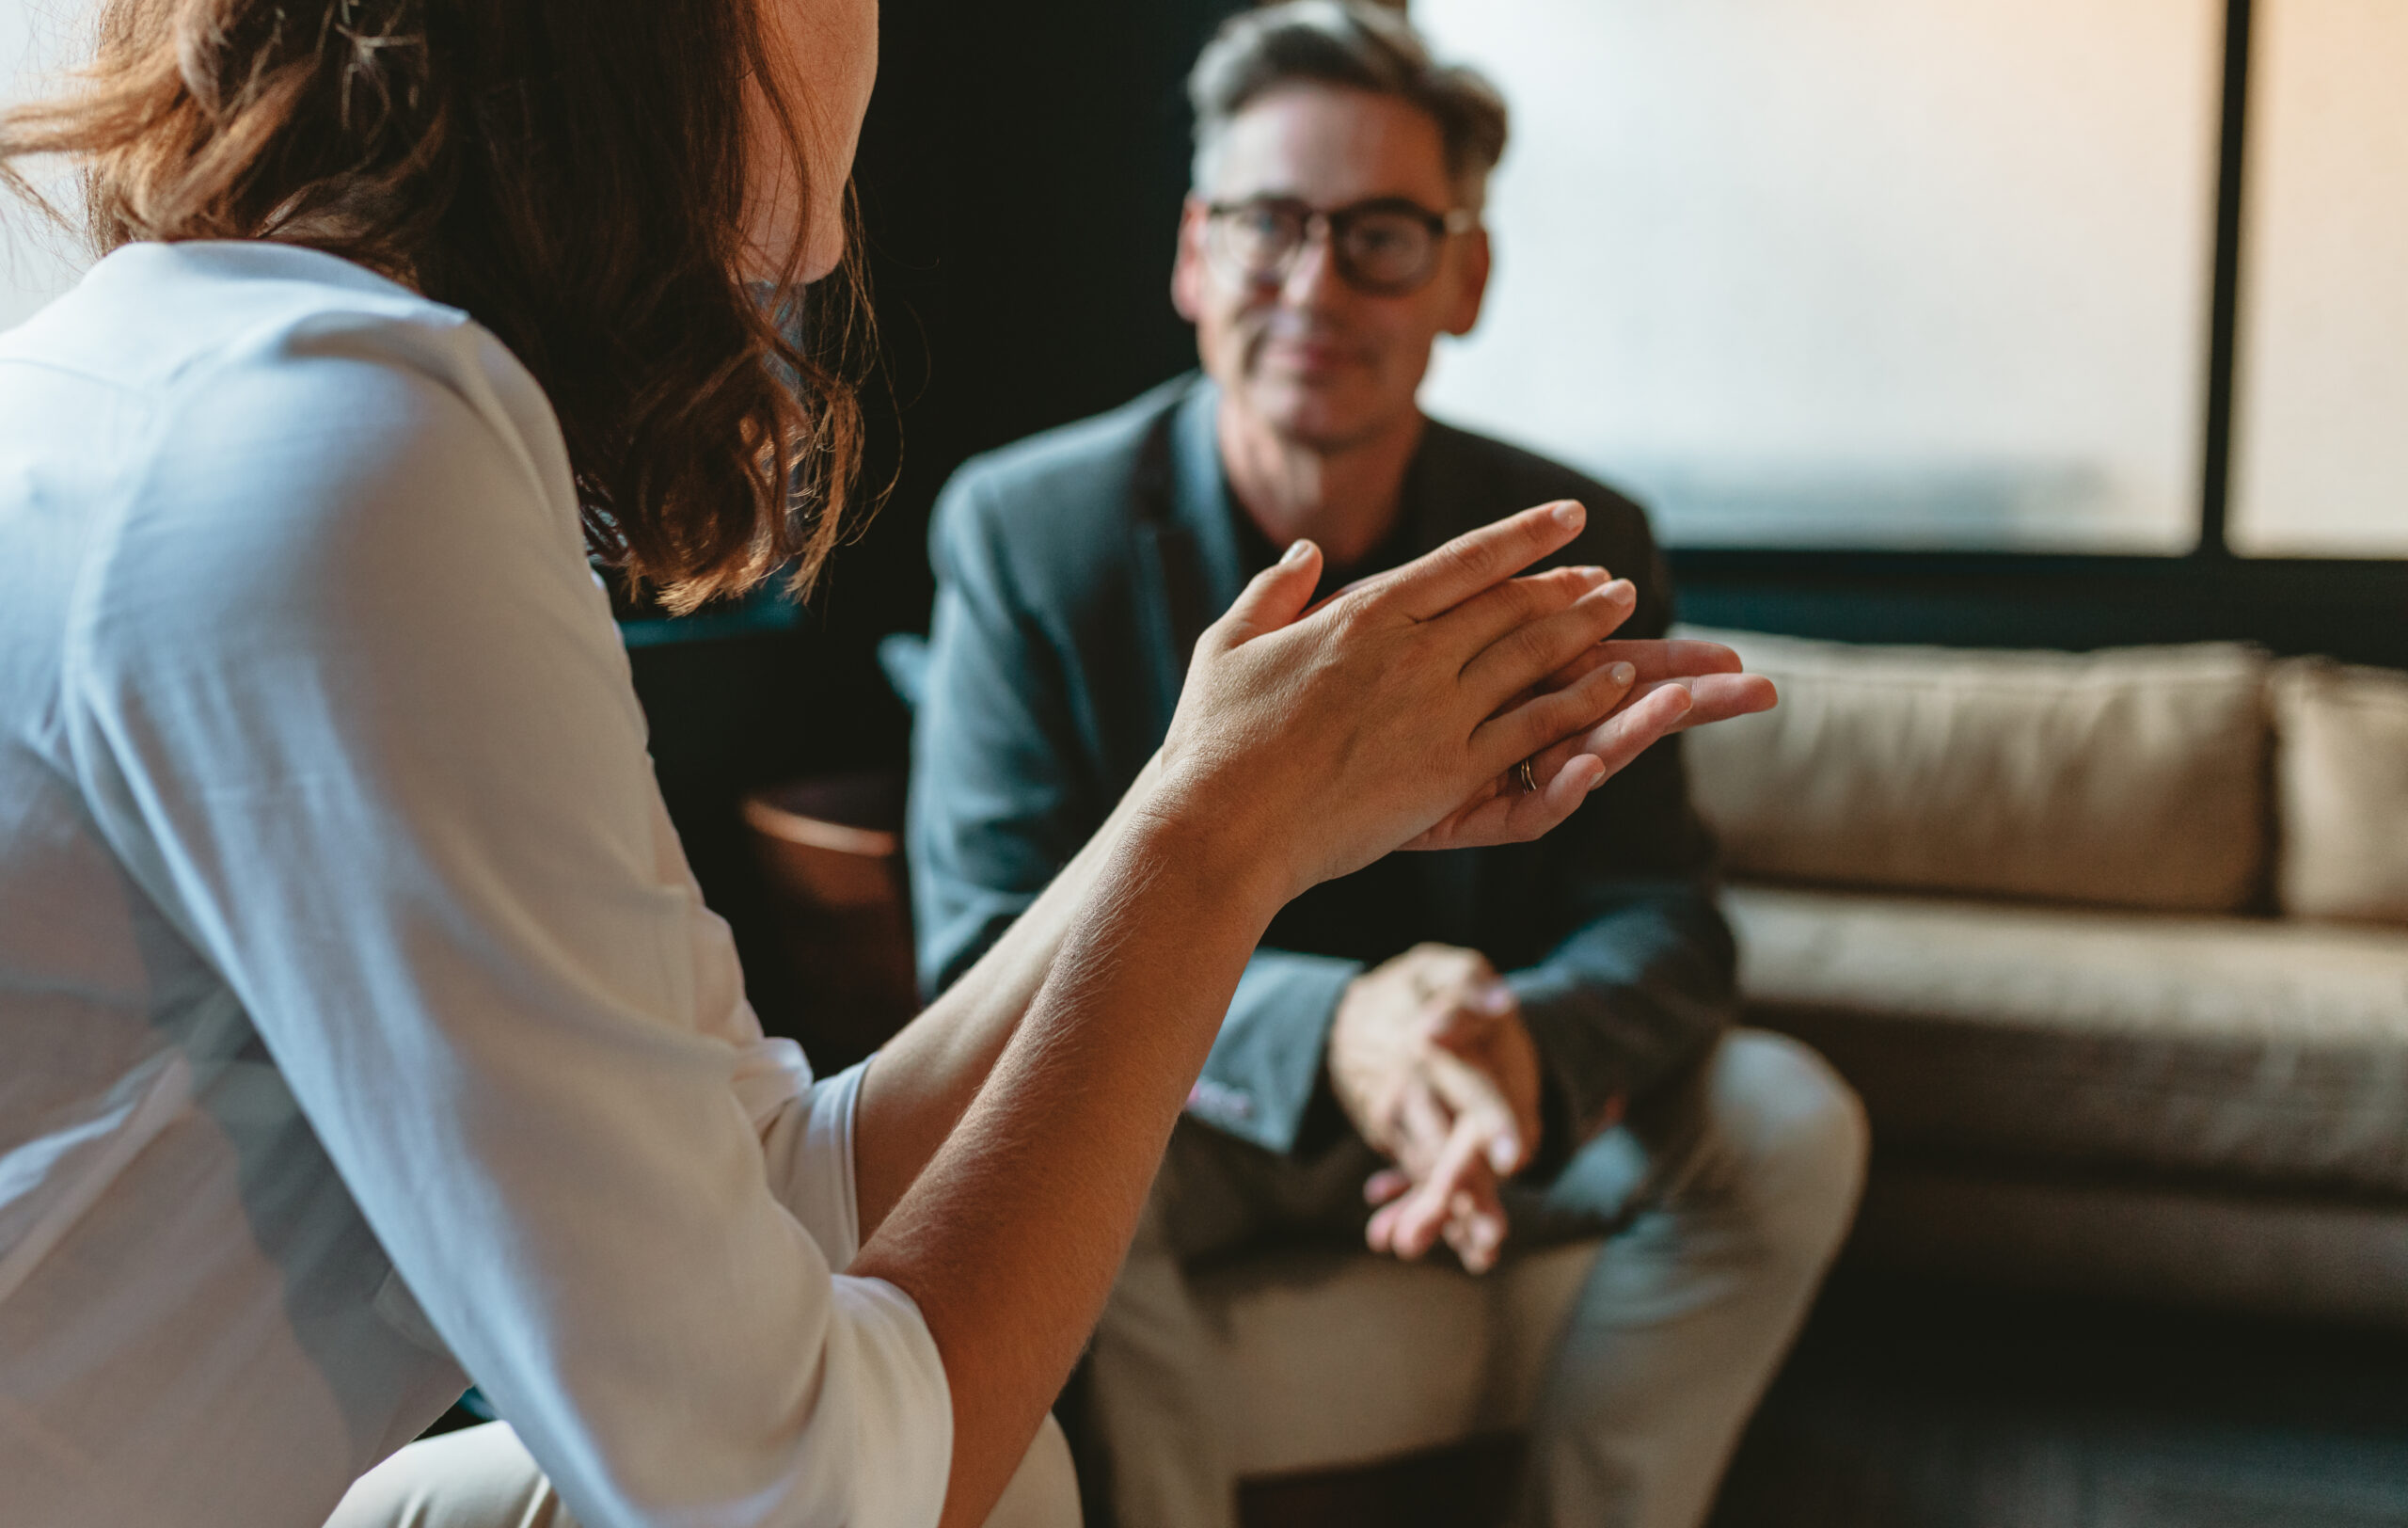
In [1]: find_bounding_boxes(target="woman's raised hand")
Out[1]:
[1155,501,1760,899]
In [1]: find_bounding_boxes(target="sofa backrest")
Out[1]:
[2273,659,2408,926]
[1676,628,2273,913]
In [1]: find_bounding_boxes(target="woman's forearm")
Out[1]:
[848,804,1284,1528]
[850,756,1164,1235]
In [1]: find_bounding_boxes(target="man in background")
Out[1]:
[907,6,1867,1525]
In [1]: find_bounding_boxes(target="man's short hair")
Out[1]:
[1188,1,1510,211]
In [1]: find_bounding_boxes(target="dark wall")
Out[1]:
[802,0,1249,678]
[635,0,1247,769]
[630,0,1246,1034]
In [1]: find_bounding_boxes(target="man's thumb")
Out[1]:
[1210,538,1322,646]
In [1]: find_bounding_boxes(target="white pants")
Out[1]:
[325,1411,1080,1528]
[1089,1029,1869,1528]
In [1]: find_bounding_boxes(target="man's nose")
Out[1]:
[1278,224,1346,310]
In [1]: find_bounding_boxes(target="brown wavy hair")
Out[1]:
[0,0,868,610]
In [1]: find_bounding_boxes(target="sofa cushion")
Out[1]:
[1725,884,2408,1194]
[1180,1238,1599,1478]
[1679,629,2270,913]
[1844,1161,2408,1329]
[2275,658,2408,927]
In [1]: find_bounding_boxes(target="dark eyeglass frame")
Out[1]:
[1201,195,1478,296]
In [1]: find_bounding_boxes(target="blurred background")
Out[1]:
[8,2,2405,1523]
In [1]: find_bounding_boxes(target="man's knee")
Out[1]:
[1700,1029,1869,1258]
[325,1415,1081,1528]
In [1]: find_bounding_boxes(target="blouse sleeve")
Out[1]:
[60,307,949,1528]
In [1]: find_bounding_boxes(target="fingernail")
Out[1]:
[1488,1135,1520,1172]
[1481,982,1513,1014]
[1281,538,1314,565]
[1551,501,1585,529]
[1609,661,1636,686]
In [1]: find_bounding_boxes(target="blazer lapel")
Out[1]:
[1133,376,1244,739]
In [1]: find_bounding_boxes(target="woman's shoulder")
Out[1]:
[54,243,567,523]
[10,241,567,496]
[16,243,436,375]
[24,244,594,668]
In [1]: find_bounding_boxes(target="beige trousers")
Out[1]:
[1089,1030,1868,1528]
[325,1412,1080,1528]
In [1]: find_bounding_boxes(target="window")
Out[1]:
[2229,0,2408,557]
[1414,0,2230,553]
[0,0,86,333]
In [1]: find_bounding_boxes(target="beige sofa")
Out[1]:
[1680,629,2408,1328]
[763,632,2408,1504]
[1170,632,2408,1497]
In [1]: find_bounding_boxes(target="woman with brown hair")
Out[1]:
[0,1,1769,1525]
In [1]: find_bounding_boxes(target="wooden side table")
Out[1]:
[741,772,919,1072]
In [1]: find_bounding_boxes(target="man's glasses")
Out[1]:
[1202,196,1476,297]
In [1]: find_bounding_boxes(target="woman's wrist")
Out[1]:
[1121,774,1295,934]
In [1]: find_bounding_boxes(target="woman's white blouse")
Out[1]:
[0,243,951,1528]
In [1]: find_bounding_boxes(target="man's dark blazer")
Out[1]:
[907,373,1736,1168]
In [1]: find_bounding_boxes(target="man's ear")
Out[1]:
[1171,195,1212,323]
[1442,225,1492,337]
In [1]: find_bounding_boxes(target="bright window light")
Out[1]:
[1416,0,2225,552]
[2229,0,2408,557]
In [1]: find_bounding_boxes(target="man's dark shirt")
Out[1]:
[906,374,1736,1171]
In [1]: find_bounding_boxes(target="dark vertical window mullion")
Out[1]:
[2197,0,2255,558]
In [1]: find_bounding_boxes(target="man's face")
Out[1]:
[1174,86,1490,452]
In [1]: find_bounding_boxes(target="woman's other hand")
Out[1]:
[1155,501,1780,881]
[1403,635,1778,852]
